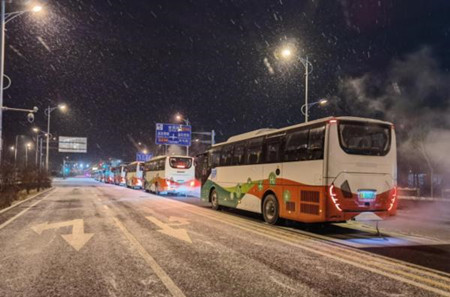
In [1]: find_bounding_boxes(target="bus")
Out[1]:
[113,163,128,186]
[197,116,397,224]
[125,161,144,189]
[143,155,197,195]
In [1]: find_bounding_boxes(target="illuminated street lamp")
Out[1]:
[175,113,190,156]
[300,98,328,119]
[142,149,148,155]
[0,2,44,164]
[277,44,313,122]
[44,104,67,170]
[25,142,32,167]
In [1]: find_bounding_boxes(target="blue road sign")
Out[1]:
[136,153,153,162]
[155,123,192,146]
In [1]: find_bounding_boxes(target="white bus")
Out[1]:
[143,155,197,195]
[125,161,144,189]
[113,163,128,186]
[197,117,397,224]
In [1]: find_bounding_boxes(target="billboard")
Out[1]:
[136,153,153,162]
[58,137,87,153]
[155,123,191,146]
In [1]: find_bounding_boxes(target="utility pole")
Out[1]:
[0,0,5,164]
[304,56,309,123]
[46,106,50,170]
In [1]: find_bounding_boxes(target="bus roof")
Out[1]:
[213,116,393,147]
[145,154,193,163]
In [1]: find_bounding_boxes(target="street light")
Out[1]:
[44,103,67,170]
[175,113,190,156]
[0,2,44,164]
[32,6,43,13]
[277,44,313,122]
[301,98,328,120]
[25,142,32,167]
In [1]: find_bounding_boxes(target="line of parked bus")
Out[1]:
[94,155,199,196]
[95,116,398,225]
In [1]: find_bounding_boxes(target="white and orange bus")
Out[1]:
[113,163,128,186]
[143,155,198,195]
[125,161,144,189]
[197,117,397,224]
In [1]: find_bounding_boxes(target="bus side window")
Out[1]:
[220,145,233,166]
[246,138,263,165]
[308,126,325,160]
[209,149,221,168]
[232,142,245,165]
[265,139,283,163]
[284,130,309,161]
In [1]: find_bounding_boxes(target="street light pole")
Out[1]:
[0,3,43,165]
[304,56,309,123]
[278,47,313,123]
[25,144,29,167]
[301,99,328,121]
[0,0,5,164]
[46,106,51,170]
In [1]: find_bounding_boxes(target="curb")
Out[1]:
[0,187,54,214]
[399,196,450,202]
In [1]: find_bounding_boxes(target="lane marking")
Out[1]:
[0,187,53,214]
[137,196,450,293]
[31,219,94,251]
[145,216,192,243]
[112,217,186,297]
[157,195,450,279]
[98,186,450,295]
[0,189,54,230]
[180,207,450,296]
[185,206,450,285]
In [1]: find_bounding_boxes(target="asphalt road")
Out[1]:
[0,178,449,297]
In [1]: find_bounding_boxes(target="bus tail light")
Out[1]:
[190,181,195,187]
[388,186,397,211]
[329,185,342,211]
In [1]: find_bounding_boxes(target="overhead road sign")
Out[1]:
[58,137,87,153]
[155,123,191,146]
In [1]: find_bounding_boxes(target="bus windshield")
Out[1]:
[169,157,192,169]
[338,121,391,156]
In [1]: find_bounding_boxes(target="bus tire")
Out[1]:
[262,194,279,225]
[210,188,220,210]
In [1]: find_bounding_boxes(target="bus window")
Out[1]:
[284,129,309,161]
[158,159,166,170]
[169,157,192,169]
[265,139,282,163]
[209,149,221,168]
[338,121,391,156]
[308,126,325,160]
[232,142,245,165]
[245,138,263,165]
[220,145,233,166]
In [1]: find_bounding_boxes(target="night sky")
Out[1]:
[3,0,450,167]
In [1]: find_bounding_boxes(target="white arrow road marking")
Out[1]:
[168,216,190,226]
[31,219,94,251]
[145,216,192,243]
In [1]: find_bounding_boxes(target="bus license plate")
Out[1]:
[358,190,376,200]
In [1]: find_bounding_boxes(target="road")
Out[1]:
[0,178,449,297]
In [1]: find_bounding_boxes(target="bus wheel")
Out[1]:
[210,189,220,210]
[262,194,279,224]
